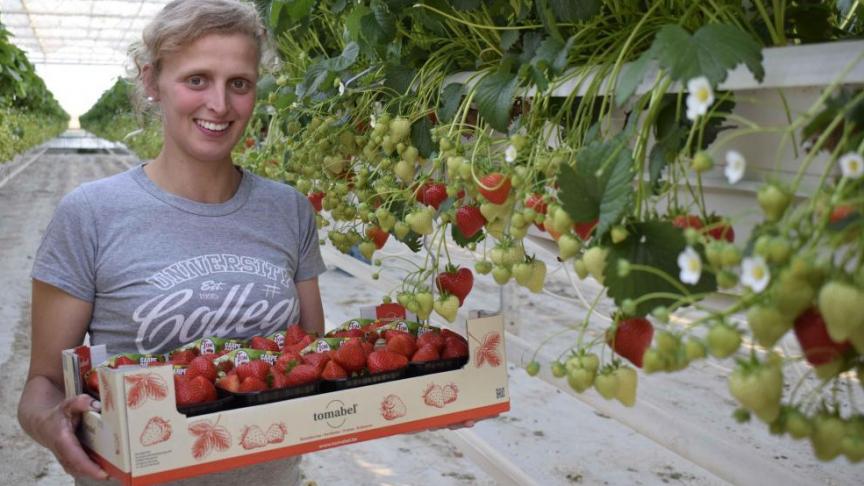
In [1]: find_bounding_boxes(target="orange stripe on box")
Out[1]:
[86,450,133,486]
[88,402,509,486]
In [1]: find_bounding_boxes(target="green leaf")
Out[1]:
[474,69,518,132]
[401,231,423,253]
[370,0,397,42]
[535,0,563,42]
[451,222,485,247]
[328,42,360,71]
[500,30,520,51]
[411,116,435,159]
[605,221,717,316]
[383,63,416,94]
[557,136,634,237]
[651,23,764,85]
[550,0,601,21]
[648,126,685,191]
[256,73,277,101]
[438,83,464,123]
[615,51,652,107]
[345,5,370,42]
[452,0,481,10]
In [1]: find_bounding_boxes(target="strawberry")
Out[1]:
[284,324,309,346]
[244,137,255,148]
[441,338,469,359]
[436,266,473,306]
[168,350,197,366]
[285,364,320,387]
[365,226,390,249]
[239,376,269,393]
[386,333,418,359]
[276,350,303,370]
[672,214,703,231]
[333,339,367,373]
[706,218,735,242]
[417,182,448,209]
[110,355,138,368]
[322,360,348,381]
[829,204,856,224]
[175,375,214,406]
[236,360,270,382]
[85,369,100,395]
[307,192,325,212]
[607,317,654,368]
[332,329,364,339]
[524,193,548,230]
[441,328,467,345]
[215,358,233,374]
[411,344,440,363]
[417,331,445,353]
[572,219,598,240]
[301,352,331,373]
[478,173,511,204]
[250,336,279,352]
[383,329,412,342]
[794,308,851,366]
[286,334,315,354]
[216,373,240,393]
[455,205,486,238]
[186,356,217,383]
[367,350,408,374]
[361,341,374,356]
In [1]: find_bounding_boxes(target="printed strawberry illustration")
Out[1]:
[100,373,114,412]
[423,383,446,408]
[140,416,172,447]
[266,423,287,444]
[473,331,501,367]
[239,425,269,450]
[125,373,168,408]
[442,383,458,404]
[189,419,231,460]
[380,395,407,420]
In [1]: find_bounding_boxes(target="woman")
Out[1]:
[17,1,325,483]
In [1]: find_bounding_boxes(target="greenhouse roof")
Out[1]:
[1,0,171,66]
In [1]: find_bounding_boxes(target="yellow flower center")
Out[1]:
[850,160,860,172]
[751,266,765,280]
[688,259,700,272]
[696,87,710,103]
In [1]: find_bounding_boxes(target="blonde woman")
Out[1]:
[18,1,323,484]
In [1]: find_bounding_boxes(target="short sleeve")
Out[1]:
[31,187,98,302]
[294,193,327,282]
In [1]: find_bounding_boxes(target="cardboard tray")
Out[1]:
[62,314,509,486]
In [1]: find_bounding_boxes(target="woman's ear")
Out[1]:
[141,64,160,102]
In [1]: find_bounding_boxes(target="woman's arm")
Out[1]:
[296,277,325,337]
[18,279,108,480]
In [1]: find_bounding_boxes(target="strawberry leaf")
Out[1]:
[557,135,634,238]
[605,221,717,316]
[438,83,464,123]
[475,69,518,132]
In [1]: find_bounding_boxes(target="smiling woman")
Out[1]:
[17,1,325,485]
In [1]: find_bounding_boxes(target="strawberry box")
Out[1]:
[62,313,509,485]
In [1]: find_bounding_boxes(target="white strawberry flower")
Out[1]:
[839,152,864,180]
[370,114,377,129]
[505,144,518,163]
[337,81,346,96]
[724,150,746,184]
[686,76,714,121]
[677,246,703,285]
[740,256,770,293]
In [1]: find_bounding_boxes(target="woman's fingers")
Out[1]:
[54,395,108,480]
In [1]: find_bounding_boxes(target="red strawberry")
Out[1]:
[366,226,390,249]
[383,329,412,342]
[275,350,302,372]
[794,308,851,366]
[301,352,331,373]
[417,331,446,352]
[284,334,314,354]
[215,358,234,374]
[672,214,703,231]
[367,350,408,374]
[236,360,270,382]
[436,266,473,306]
[186,356,217,383]
[85,369,100,395]
[572,219,598,240]
[307,192,325,212]
[333,339,367,373]
[216,373,240,393]
[607,317,654,368]
[441,339,469,359]
[524,193,548,230]
[386,333,418,359]
[285,364,320,387]
[361,341,374,356]
[285,324,309,345]
[112,355,139,368]
[322,360,348,381]
[250,336,279,352]
[168,350,197,366]
[239,376,269,393]
[478,173,511,204]
[417,182,448,209]
[441,328,467,345]
[829,204,857,224]
[411,344,440,363]
[706,218,735,242]
[332,329,364,339]
[175,375,214,406]
[455,206,486,238]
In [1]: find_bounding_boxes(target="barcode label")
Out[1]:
[496,387,505,399]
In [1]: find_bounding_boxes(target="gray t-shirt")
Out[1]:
[32,163,327,356]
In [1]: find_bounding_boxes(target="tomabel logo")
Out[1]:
[314,400,358,429]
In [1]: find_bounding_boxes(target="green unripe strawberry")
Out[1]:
[551,361,567,378]
[414,292,434,320]
[511,213,527,229]
[716,269,739,289]
[771,270,814,319]
[492,265,511,285]
[552,208,574,234]
[594,370,619,399]
[655,331,679,354]
[557,234,581,260]
[842,433,864,463]
[766,237,792,264]
[746,305,792,347]
[394,160,415,183]
[525,361,540,376]
[785,409,813,439]
[567,367,595,393]
[504,245,525,266]
[817,280,864,342]
[510,134,528,151]
[389,117,411,142]
[583,247,608,284]
[406,208,434,236]
[754,235,772,257]
[720,245,742,267]
[610,225,629,243]
[573,259,589,279]
[446,156,463,174]
[705,241,725,267]
[358,241,376,261]
[707,323,741,358]
[526,260,547,293]
[403,145,419,164]
[613,366,638,407]
[458,163,472,180]
[757,184,791,222]
[691,151,714,173]
[433,294,459,322]
[474,260,492,275]
[376,208,396,232]
[621,299,637,316]
[579,353,600,372]
[393,221,410,240]
[811,415,845,461]
[728,362,783,423]
[512,262,533,286]
[651,306,670,323]
[617,259,631,278]
[684,339,706,361]
[642,349,665,373]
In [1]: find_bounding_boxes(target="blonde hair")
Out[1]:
[127,0,272,113]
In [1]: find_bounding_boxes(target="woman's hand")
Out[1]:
[37,393,108,480]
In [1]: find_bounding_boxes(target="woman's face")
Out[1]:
[149,32,258,165]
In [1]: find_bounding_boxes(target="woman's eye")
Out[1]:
[187,76,205,87]
[232,79,251,91]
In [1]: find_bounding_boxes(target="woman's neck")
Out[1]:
[144,154,242,204]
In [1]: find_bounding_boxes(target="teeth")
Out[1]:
[196,119,230,131]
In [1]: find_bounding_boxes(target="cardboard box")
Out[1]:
[63,314,510,485]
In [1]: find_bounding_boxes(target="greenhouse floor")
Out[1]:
[0,132,858,485]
